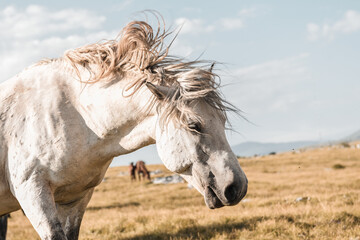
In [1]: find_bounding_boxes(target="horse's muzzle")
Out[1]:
[204,178,248,209]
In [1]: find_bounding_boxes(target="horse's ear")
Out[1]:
[145,82,171,100]
[209,62,215,73]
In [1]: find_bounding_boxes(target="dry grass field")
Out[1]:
[6,143,360,240]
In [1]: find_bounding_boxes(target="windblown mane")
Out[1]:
[64,19,237,130]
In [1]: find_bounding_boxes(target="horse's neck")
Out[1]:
[69,72,157,156]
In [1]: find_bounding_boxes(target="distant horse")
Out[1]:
[136,161,151,181]
[129,162,136,181]
[0,214,9,240]
[0,17,247,239]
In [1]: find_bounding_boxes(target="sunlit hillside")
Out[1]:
[6,143,360,240]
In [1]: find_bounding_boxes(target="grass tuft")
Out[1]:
[332,163,346,169]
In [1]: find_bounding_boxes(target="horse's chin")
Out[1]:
[180,172,225,209]
[204,187,224,209]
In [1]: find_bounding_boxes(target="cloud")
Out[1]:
[0,5,116,82]
[175,7,257,34]
[218,7,258,30]
[220,18,244,30]
[0,31,118,82]
[233,53,309,82]
[238,7,257,17]
[114,0,134,11]
[222,53,316,143]
[175,17,215,34]
[225,53,310,113]
[307,10,360,41]
[0,5,106,39]
[168,40,194,56]
[306,23,320,41]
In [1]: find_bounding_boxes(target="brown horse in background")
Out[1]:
[129,162,136,181]
[135,161,151,181]
[0,214,9,240]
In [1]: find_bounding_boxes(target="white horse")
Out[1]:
[0,20,247,239]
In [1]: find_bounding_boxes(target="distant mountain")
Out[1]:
[341,129,360,142]
[231,141,318,157]
[111,140,319,167]
[110,129,360,167]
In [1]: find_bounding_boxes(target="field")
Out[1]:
[6,144,360,239]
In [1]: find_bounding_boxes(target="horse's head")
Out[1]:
[146,68,248,209]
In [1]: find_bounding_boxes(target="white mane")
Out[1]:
[63,20,236,130]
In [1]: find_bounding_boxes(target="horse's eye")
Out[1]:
[188,122,202,133]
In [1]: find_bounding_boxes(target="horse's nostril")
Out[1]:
[224,183,238,202]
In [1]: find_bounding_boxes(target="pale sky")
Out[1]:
[1,1,359,147]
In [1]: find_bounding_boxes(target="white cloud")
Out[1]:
[169,40,194,56]
[220,18,244,30]
[238,7,257,17]
[175,16,244,34]
[175,17,215,34]
[0,30,118,82]
[307,10,360,41]
[223,53,315,143]
[218,7,258,30]
[0,5,116,82]
[114,0,134,11]
[0,5,106,39]
[306,23,320,41]
[225,53,310,114]
[233,53,309,82]
[175,7,257,34]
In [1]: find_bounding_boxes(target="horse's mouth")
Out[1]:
[204,182,248,209]
[204,186,224,209]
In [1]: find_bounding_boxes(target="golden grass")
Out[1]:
[6,145,360,239]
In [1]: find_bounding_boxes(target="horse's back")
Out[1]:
[0,62,68,154]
